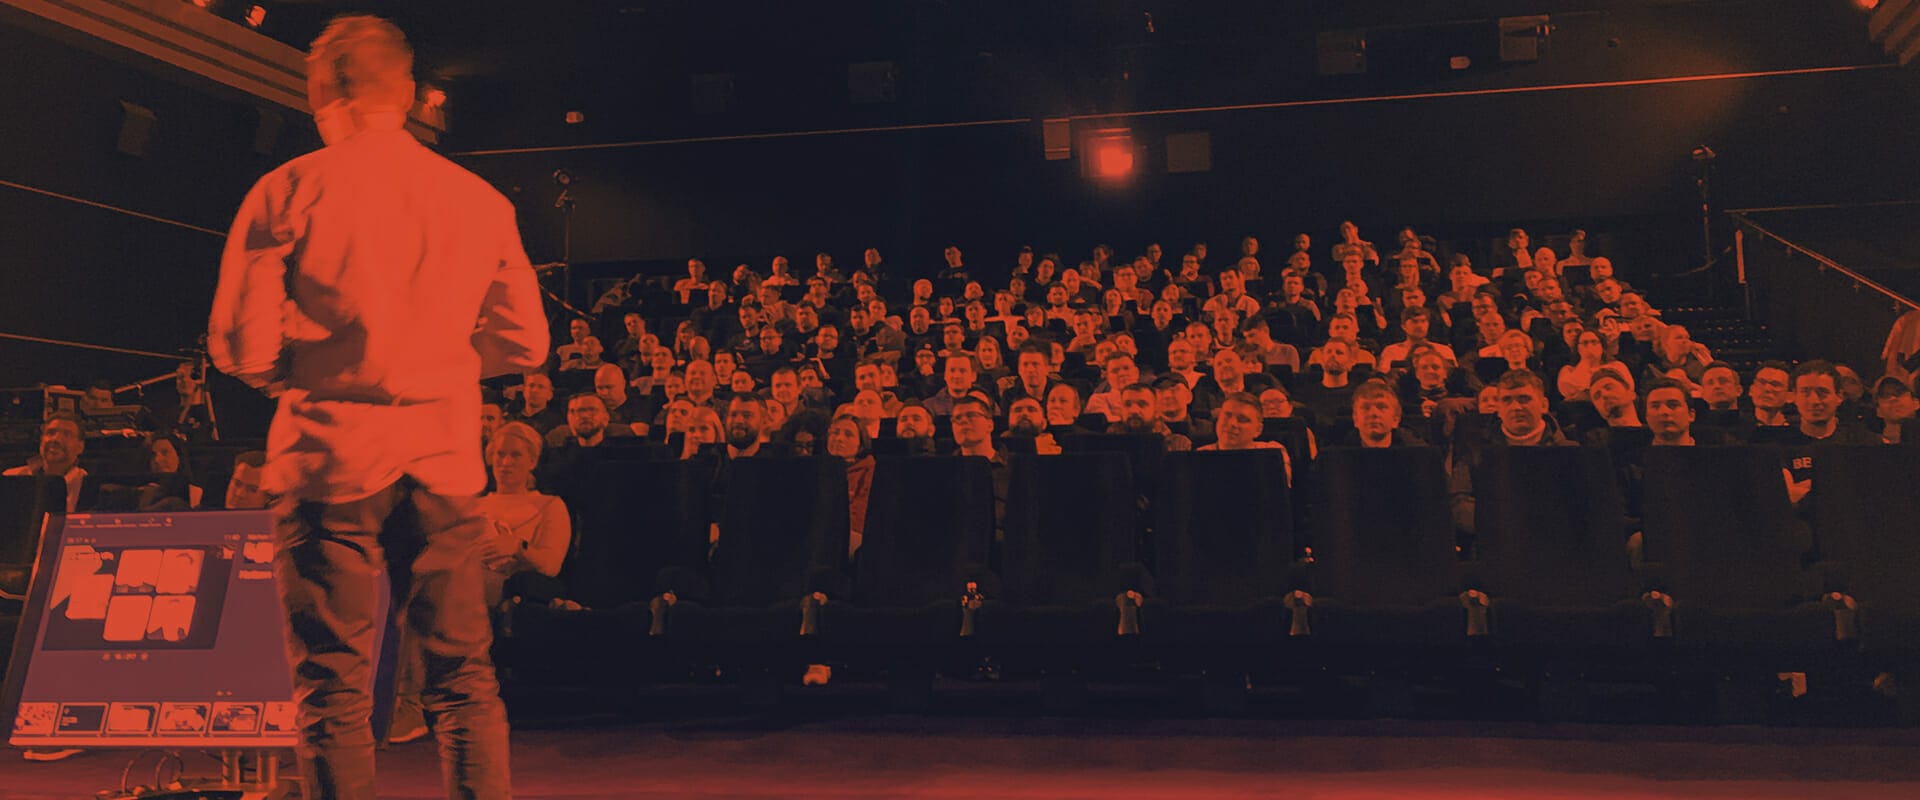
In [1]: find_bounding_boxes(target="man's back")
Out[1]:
[211,129,548,502]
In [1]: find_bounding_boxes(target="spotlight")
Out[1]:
[564,110,586,125]
[1095,141,1134,179]
[1086,129,1137,182]
[244,4,266,28]
[1857,0,1880,10]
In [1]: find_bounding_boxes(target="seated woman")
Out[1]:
[1647,324,1713,392]
[386,420,574,745]
[477,421,571,610]
[142,434,203,508]
[824,413,875,559]
[1556,325,1615,404]
[680,407,723,460]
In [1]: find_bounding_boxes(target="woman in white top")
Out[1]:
[475,421,570,608]
[1557,329,1612,403]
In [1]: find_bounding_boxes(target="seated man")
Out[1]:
[1378,306,1457,372]
[1341,379,1423,448]
[949,394,1009,533]
[1448,370,1576,548]
[1295,338,1360,428]
[1574,369,1645,447]
[923,354,986,417]
[892,401,939,456]
[592,363,650,438]
[1153,374,1211,445]
[546,392,612,449]
[1780,360,1879,514]
[4,412,88,512]
[1198,391,1292,482]
[1106,382,1193,451]
[1646,378,1710,447]
[222,450,269,510]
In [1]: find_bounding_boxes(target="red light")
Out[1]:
[243,4,265,27]
[1090,134,1135,180]
[191,0,213,7]
[423,88,447,109]
[564,111,586,125]
[1857,0,1880,9]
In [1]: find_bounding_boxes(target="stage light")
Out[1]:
[244,4,266,28]
[423,88,447,109]
[564,110,586,125]
[1857,0,1879,10]
[1449,55,1472,70]
[1086,129,1136,182]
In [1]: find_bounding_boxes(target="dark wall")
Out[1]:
[0,22,315,401]
[452,2,1920,280]
[2,0,1916,397]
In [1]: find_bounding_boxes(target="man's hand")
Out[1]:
[1784,468,1812,506]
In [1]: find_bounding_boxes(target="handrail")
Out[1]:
[1727,212,1920,313]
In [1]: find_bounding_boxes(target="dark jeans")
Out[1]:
[274,477,511,800]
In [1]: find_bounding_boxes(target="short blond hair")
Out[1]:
[308,14,414,109]
[486,420,543,465]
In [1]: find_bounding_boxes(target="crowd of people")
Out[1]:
[453,223,1919,617]
[10,222,1919,627]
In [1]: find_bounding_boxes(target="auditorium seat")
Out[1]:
[1470,446,1646,649]
[1141,450,1297,653]
[663,457,850,649]
[818,456,994,648]
[1811,446,1920,656]
[1304,446,1464,647]
[503,457,715,685]
[563,456,715,610]
[0,475,64,596]
[980,452,1146,656]
[1640,446,1830,659]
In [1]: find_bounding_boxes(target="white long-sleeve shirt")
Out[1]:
[209,128,549,503]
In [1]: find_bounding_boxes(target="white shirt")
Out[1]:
[209,129,549,503]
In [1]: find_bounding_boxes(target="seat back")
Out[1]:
[1001,452,1139,606]
[712,457,850,607]
[1472,446,1632,605]
[0,475,63,564]
[1059,432,1169,505]
[565,456,714,608]
[1641,446,1803,609]
[1813,446,1920,610]
[1151,450,1296,606]
[855,456,995,607]
[1310,447,1456,605]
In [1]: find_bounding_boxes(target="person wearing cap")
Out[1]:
[1872,375,1919,444]
[900,342,944,400]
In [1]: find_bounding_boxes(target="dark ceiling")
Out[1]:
[253,0,1884,150]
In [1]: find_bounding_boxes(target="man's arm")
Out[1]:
[472,206,551,378]
[207,179,294,391]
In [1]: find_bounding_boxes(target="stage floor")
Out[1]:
[6,714,1919,800]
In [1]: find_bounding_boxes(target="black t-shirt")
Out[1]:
[1779,423,1881,486]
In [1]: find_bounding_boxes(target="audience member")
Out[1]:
[223,450,268,510]
[4,413,87,512]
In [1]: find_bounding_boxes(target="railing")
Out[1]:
[1729,211,1919,377]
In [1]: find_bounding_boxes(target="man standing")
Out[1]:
[208,15,540,799]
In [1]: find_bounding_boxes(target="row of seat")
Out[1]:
[549,445,1920,665]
